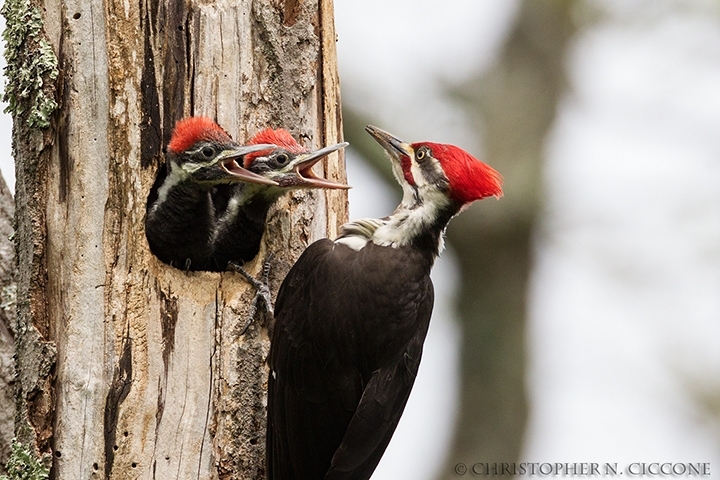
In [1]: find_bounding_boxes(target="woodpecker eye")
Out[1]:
[416,147,429,162]
[201,146,215,158]
[276,153,289,165]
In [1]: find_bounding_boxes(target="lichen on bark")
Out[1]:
[0,439,49,480]
[1,0,58,128]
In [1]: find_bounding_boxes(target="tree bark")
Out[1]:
[0,174,16,476]
[9,0,345,478]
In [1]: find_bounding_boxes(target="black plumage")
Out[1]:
[144,117,277,271]
[145,164,218,271]
[145,120,347,272]
[210,181,289,270]
[268,239,434,480]
[266,124,503,480]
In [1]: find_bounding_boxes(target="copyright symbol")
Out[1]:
[454,463,467,475]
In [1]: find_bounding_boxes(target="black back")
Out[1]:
[267,239,434,479]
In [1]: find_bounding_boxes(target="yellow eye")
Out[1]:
[416,149,426,161]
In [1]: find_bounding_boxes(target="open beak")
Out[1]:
[365,125,413,160]
[282,142,351,189]
[216,144,279,186]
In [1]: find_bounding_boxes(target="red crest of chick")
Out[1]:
[167,117,233,154]
[243,129,307,168]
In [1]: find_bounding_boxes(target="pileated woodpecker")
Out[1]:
[266,125,503,480]
[211,128,349,271]
[145,117,278,271]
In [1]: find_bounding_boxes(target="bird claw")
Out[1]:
[228,254,275,334]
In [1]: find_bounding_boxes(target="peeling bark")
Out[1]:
[11,0,345,478]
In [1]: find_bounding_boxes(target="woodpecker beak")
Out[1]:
[279,142,351,189]
[217,144,280,186]
[365,125,413,160]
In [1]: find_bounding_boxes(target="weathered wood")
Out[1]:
[11,0,345,478]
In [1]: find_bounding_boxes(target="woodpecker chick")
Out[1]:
[145,117,276,271]
[211,128,349,270]
[266,125,502,480]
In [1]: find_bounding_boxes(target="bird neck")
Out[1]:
[152,163,213,206]
[150,164,210,209]
[336,194,458,258]
[150,177,216,234]
[215,183,283,231]
[210,184,286,266]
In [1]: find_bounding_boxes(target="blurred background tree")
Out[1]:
[343,1,575,475]
[338,0,720,478]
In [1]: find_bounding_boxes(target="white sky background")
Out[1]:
[523,0,720,466]
[0,8,11,190]
[0,0,718,478]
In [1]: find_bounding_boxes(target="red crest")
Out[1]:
[415,142,503,204]
[244,129,306,167]
[168,117,233,154]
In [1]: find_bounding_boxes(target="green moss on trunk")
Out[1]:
[0,440,49,480]
[1,0,58,129]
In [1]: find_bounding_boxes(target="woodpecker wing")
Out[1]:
[325,321,430,480]
[267,239,434,480]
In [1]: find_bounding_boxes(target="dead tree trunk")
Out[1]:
[7,0,345,477]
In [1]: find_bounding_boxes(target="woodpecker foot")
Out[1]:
[228,254,275,334]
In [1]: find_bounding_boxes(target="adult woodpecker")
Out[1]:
[211,128,349,271]
[266,125,503,480]
[145,117,277,271]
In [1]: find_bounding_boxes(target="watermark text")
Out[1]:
[452,462,711,477]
